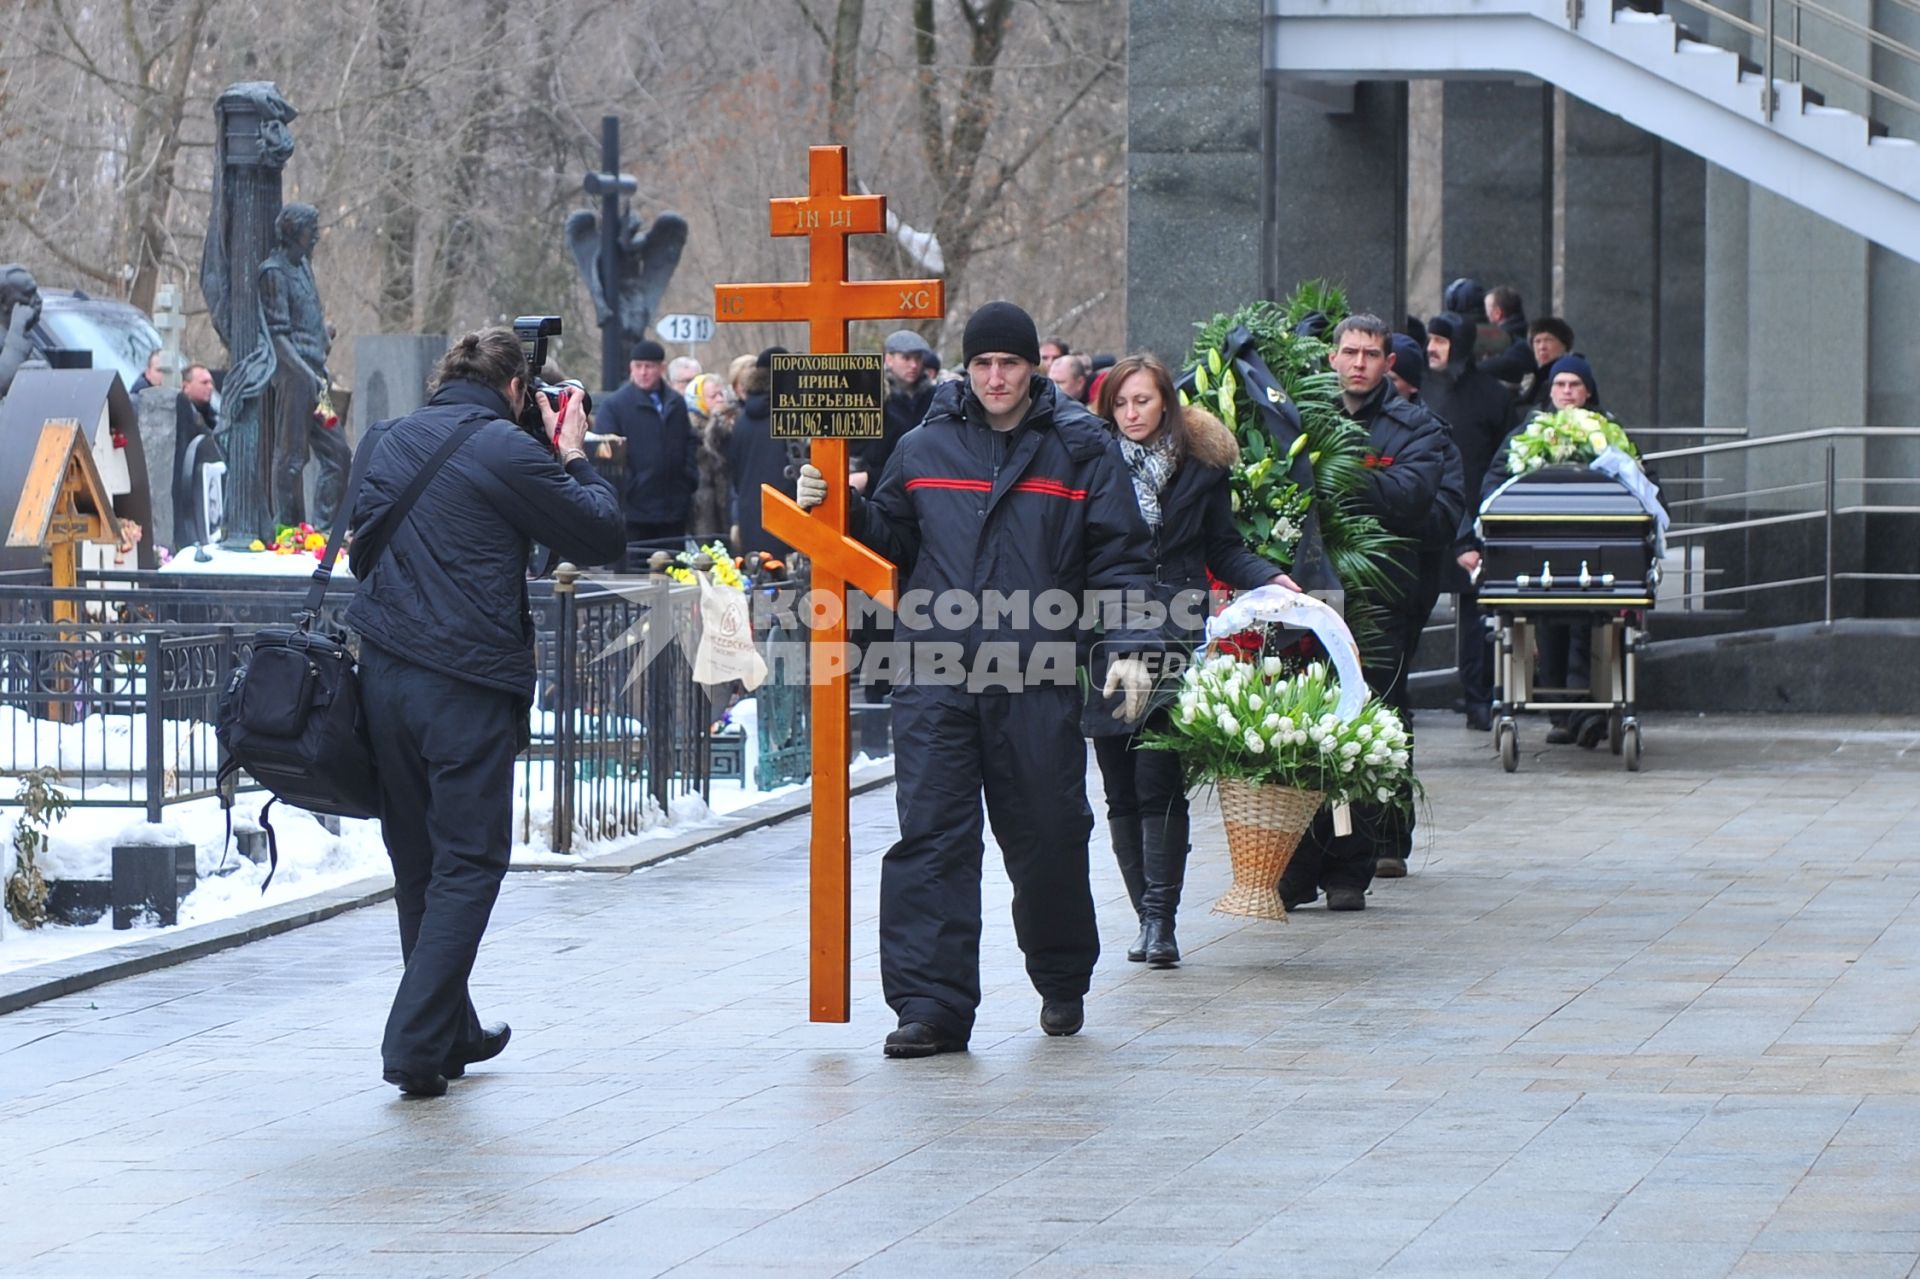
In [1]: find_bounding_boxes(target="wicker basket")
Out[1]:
[1212,778,1324,920]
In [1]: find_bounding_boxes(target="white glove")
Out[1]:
[796,463,828,511]
[1103,655,1153,723]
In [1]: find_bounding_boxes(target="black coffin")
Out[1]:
[1475,465,1657,610]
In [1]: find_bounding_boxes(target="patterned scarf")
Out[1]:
[1119,431,1179,528]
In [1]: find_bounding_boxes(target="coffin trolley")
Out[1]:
[1473,465,1660,772]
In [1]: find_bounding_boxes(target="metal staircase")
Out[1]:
[1265,0,1920,262]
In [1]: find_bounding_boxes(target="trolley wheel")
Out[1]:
[1497,720,1519,773]
[1623,719,1642,772]
[1608,709,1625,756]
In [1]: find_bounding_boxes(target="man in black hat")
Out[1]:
[796,300,1158,1057]
[1279,313,1464,898]
[854,329,937,489]
[599,337,700,552]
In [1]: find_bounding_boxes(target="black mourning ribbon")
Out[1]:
[1178,325,1341,596]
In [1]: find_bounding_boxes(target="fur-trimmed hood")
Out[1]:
[1180,403,1240,471]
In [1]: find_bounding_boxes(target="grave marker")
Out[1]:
[714,145,944,1022]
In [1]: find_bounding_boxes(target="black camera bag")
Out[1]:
[217,415,484,885]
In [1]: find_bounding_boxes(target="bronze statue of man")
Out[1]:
[257,203,347,527]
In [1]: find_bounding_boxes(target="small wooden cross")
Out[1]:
[715,145,945,1023]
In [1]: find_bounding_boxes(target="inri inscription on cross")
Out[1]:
[715,145,945,1023]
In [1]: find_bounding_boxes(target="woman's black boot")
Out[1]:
[1142,915,1180,968]
[1141,811,1189,968]
[1110,820,1148,961]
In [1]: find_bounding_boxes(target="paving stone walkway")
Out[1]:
[3,713,1918,1278]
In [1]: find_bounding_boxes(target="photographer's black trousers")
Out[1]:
[882,683,1099,1040]
[359,642,519,1076]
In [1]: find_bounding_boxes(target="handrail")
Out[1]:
[1792,0,1920,73]
[1625,426,1749,439]
[1657,0,1920,132]
[1771,34,1920,119]
[1643,425,1920,462]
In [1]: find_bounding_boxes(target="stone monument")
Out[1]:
[0,264,43,400]
[199,82,298,543]
[567,115,688,393]
[352,334,447,439]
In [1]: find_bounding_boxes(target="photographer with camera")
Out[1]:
[345,325,625,1098]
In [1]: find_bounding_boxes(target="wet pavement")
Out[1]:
[3,713,1917,1277]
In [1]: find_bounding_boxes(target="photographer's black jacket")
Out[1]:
[599,379,700,532]
[346,380,625,699]
[850,376,1159,670]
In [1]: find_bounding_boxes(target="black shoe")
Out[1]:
[1280,887,1317,911]
[444,1022,511,1080]
[1040,998,1085,1037]
[1575,714,1608,750]
[1374,856,1407,879]
[883,1022,967,1059]
[1544,724,1575,745]
[382,1068,448,1098]
[1143,918,1180,968]
[1325,887,1367,912]
[1126,920,1148,964]
[1465,705,1492,732]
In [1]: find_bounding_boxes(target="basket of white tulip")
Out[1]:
[1148,588,1413,920]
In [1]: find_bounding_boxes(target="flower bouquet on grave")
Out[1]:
[1146,588,1411,920]
[249,522,327,558]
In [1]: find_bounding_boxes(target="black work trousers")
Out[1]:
[359,642,521,1076]
[882,683,1098,1040]
[1538,621,1594,728]
[1456,594,1493,710]
[1091,709,1189,919]
[1278,618,1417,900]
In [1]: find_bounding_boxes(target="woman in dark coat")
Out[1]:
[1087,353,1293,968]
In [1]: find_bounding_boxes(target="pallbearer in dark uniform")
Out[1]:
[346,328,625,1097]
[1278,314,1463,905]
[796,302,1160,1057]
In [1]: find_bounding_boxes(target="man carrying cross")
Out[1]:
[797,301,1159,1057]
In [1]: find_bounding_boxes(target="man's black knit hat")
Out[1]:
[961,301,1040,365]
[1390,334,1425,390]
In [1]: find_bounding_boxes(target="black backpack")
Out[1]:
[217,415,484,886]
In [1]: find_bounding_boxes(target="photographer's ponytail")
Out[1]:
[431,328,526,396]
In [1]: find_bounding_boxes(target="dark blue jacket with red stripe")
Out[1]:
[850,375,1159,673]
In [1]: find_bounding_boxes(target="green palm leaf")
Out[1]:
[1185,282,1409,655]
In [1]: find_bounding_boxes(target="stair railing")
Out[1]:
[1662,0,1920,133]
[1644,426,1920,624]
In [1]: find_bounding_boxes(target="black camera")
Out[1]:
[511,314,592,449]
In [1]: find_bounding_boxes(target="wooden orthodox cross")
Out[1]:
[715,146,944,1023]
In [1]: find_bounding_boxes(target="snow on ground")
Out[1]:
[0,760,844,978]
[1,707,219,795]
[1,691,888,978]
[0,792,390,975]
